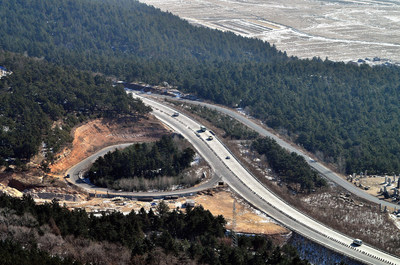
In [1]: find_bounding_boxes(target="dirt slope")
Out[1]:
[50,116,169,175]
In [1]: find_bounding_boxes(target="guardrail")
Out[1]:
[184,99,400,264]
[146,95,398,265]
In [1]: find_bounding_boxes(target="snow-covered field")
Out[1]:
[139,0,400,64]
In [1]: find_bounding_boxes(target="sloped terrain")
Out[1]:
[50,116,169,175]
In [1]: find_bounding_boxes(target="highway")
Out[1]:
[130,93,400,265]
[66,91,400,264]
[163,96,400,209]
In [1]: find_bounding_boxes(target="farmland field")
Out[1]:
[139,0,400,64]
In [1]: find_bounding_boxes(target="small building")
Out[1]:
[185,199,195,207]
[0,66,11,79]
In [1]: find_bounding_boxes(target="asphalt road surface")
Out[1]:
[65,141,220,198]
[66,91,400,264]
[132,93,400,265]
[161,95,400,209]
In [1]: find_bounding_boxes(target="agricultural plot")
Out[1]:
[139,0,400,64]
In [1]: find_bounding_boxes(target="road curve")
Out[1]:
[132,93,399,265]
[66,92,400,264]
[161,96,399,209]
[65,142,221,198]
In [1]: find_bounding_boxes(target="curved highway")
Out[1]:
[66,92,400,264]
[160,96,399,209]
[131,93,400,265]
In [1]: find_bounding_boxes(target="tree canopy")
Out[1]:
[87,135,196,190]
[0,52,150,165]
[0,194,310,264]
[2,0,400,173]
[252,137,326,191]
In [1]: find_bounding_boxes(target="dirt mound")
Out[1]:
[50,115,169,175]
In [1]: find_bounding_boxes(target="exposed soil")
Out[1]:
[50,115,169,176]
[0,115,169,200]
[2,111,289,237]
[62,189,288,236]
[195,190,288,235]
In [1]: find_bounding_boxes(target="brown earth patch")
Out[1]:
[63,189,288,236]
[50,115,169,176]
[0,114,169,197]
[195,190,288,235]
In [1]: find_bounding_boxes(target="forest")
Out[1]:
[252,137,326,192]
[0,194,310,264]
[0,51,150,166]
[2,0,400,173]
[87,135,196,191]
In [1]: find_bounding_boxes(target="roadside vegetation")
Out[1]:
[87,135,197,191]
[168,99,400,256]
[170,100,400,255]
[0,194,310,264]
[251,138,326,192]
[3,0,400,174]
[298,191,400,256]
[235,140,400,256]
[168,100,326,192]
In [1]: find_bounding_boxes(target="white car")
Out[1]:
[353,239,363,246]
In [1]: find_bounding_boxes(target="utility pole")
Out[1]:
[232,200,238,247]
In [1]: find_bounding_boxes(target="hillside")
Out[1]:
[0,194,309,264]
[0,52,150,165]
[0,0,286,69]
[2,0,400,174]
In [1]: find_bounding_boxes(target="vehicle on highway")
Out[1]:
[353,239,363,246]
[226,156,230,159]
[172,112,179,117]
[200,125,207,132]
[207,136,213,141]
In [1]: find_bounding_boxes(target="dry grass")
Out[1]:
[233,140,400,256]
[158,98,400,254]
[196,190,288,235]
